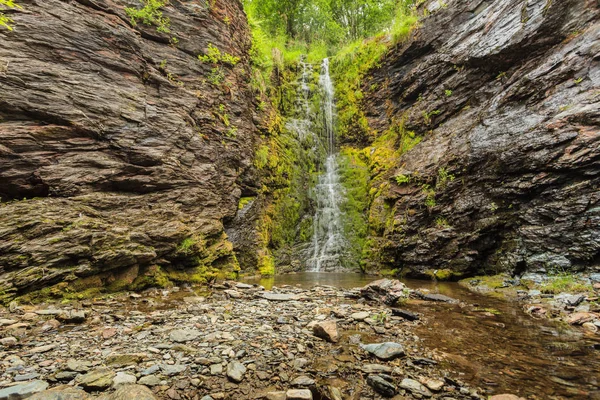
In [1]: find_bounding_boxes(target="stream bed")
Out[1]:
[243,272,600,399]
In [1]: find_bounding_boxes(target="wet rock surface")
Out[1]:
[360,0,600,276]
[0,0,259,302]
[0,282,489,400]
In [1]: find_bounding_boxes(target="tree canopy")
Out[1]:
[244,0,416,48]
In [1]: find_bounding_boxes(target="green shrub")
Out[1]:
[125,0,170,33]
[0,0,20,31]
[198,43,240,66]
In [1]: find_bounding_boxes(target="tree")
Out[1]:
[0,0,20,31]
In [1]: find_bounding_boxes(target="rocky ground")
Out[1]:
[0,279,526,400]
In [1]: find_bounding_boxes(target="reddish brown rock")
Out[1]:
[0,0,260,301]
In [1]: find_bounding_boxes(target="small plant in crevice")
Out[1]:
[574,77,583,85]
[489,201,498,212]
[445,89,453,97]
[395,174,410,185]
[0,0,21,31]
[435,216,450,228]
[436,167,455,188]
[198,43,240,66]
[421,184,436,208]
[422,109,441,125]
[372,310,389,324]
[207,67,225,85]
[126,0,171,33]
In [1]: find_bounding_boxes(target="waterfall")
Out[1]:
[307,58,346,272]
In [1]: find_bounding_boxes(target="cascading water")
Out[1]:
[307,58,346,272]
[285,58,314,142]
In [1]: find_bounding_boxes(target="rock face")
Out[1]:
[360,0,600,276]
[0,0,259,301]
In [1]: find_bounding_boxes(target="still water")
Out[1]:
[242,272,600,399]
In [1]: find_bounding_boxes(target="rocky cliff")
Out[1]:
[0,0,259,301]
[359,0,599,277]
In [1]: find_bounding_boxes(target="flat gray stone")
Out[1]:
[235,283,254,289]
[262,293,299,301]
[112,372,136,388]
[14,373,40,382]
[360,342,405,360]
[169,329,200,343]
[399,378,432,397]
[350,311,370,320]
[291,375,315,387]
[0,380,49,399]
[286,389,312,400]
[138,375,161,387]
[160,364,186,376]
[210,364,223,375]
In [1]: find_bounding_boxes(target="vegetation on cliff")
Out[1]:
[0,0,19,30]
[240,0,422,275]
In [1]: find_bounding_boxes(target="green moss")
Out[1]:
[338,147,370,269]
[424,269,462,281]
[131,265,172,290]
[539,275,592,294]
[462,274,511,289]
[238,196,255,210]
[257,251,275,276]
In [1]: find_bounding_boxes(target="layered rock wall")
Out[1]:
[0,0,258,301]
[360,0,599,276]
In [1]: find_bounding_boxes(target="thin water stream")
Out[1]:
[242,272,600,399]
[307,58,346,272]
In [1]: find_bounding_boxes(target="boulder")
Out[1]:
[361,279,408,305]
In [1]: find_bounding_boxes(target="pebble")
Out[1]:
[226,360,246,383]
[291,375,315,387]
[285,389,312,400]
[169,329,200,343]
[367,374,396,397]
[399,378,432,397]
[360,342,405,360]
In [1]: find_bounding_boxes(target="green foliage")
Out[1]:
[395,174,410,185]
[0,0,20,31]
[436,167,455,188]
[125,0,170,33]
[421,184,436,208]
[444,89,452,96]
[574,77,583,85]
[198,43,240,66]
[435,217,449,228]
[372,310,388,324]
[422,109,441,125]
